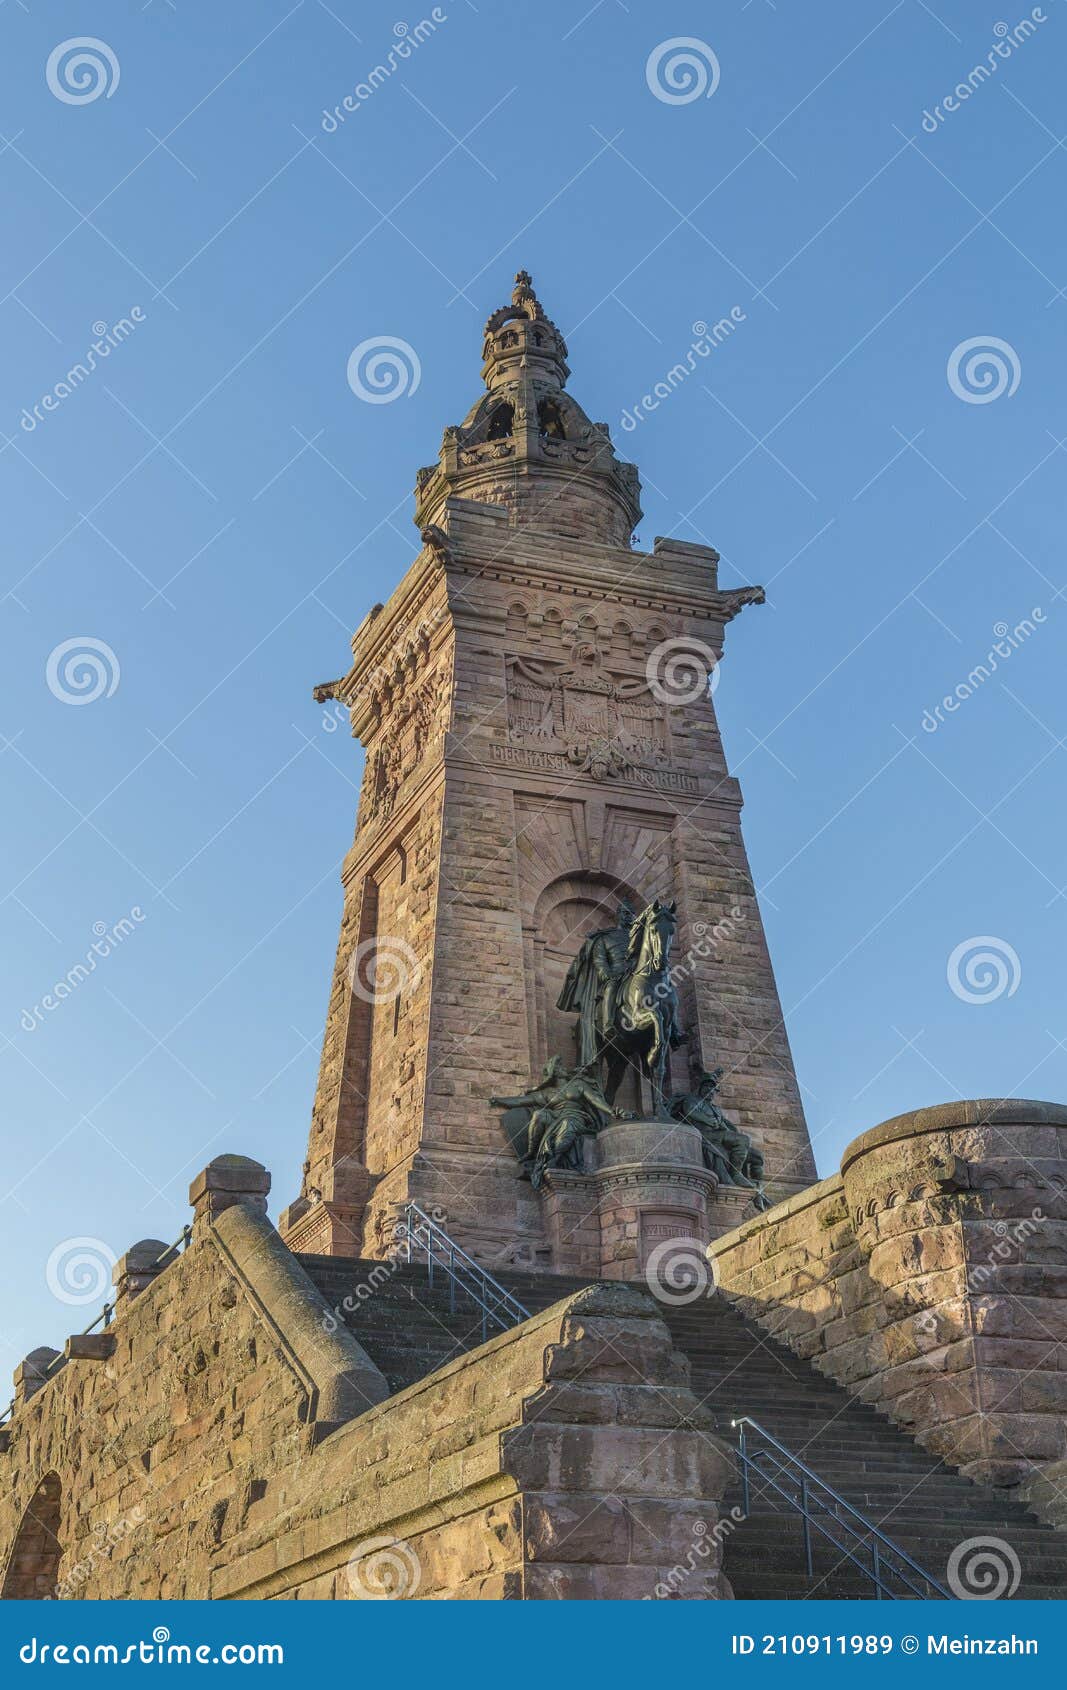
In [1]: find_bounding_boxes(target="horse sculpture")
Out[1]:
[588,899,685,1116]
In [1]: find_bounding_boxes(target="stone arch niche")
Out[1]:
[527,870,644,1110]
[1,1472,63,1599]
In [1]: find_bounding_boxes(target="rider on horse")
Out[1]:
[556,901,636,1068]
[557,897,684,1115]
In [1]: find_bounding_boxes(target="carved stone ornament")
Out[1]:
[361,673,442,827]
[505,643,670,782]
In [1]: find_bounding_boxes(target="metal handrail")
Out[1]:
[397,1203,530,1344]
[732,1416,952,1600]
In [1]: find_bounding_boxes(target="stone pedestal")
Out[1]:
[541,1170,601,1277]
[540,1120,720,1280]
[592,1119,718,1281]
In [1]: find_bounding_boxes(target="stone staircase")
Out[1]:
[299,1256,1067,1600]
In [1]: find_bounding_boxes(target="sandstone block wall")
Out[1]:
[218,1281,733,1601]
[0,1163,732,1601]
[708,1099,1067,1502]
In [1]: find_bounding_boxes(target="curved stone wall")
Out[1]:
[709,1099,1067,1497]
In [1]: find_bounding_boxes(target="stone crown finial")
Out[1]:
[512,269,540,311]
[413,269,642,546]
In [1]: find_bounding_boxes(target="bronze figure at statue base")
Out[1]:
[490,1056,629,1190]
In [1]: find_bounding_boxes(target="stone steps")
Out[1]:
[499,1271,1067,1600]
[298,1257,1067,1600]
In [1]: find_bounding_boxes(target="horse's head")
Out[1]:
[627,899,677,972]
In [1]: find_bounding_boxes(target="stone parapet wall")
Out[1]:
[218,1280,733,1600]
[0,1158,733,1601]
[708,1099,1067,1500]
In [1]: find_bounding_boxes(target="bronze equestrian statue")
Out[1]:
[492,897,766,1201]
[557,898,685,1116]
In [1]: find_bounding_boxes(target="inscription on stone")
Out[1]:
[489,742,698,794]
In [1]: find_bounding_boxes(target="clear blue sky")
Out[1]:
[2,1,1064,1375]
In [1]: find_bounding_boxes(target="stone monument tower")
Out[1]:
[279,272,816,1270]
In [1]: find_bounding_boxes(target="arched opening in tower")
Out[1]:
[486,401,514,440]
[538,398,566,440]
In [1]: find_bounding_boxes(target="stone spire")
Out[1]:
[414,270,642,547]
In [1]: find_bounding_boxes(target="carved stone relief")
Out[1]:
[361,672,444,828]
[503,643,675,787]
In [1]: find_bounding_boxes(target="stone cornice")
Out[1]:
[320,502,762,733]
[597,1165,719,1197]
[840,1097,1067,1176]
[444,552,750,627]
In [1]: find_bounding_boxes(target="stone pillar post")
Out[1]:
[189,1154,270,1229]
[592,1119,718,1281]
[111,1239,173,1308]
[12,1346,61,1411]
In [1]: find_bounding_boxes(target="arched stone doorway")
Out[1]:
[1,1472,63,1599]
